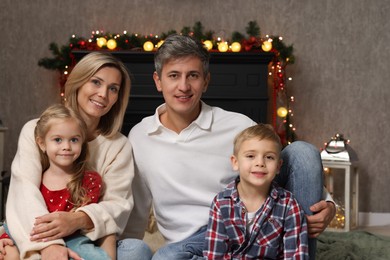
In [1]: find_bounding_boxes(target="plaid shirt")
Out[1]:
[204,178,309,259]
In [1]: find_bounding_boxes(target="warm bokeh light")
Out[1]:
[261,41,272,52]
[277,107,288,118]
[97,37,107,48]
[157,40,164,48]
[218,41,229,52]
[231,42,241,52]
[106,39,117,50]
[203,40,213,50]
[143,41,154,51]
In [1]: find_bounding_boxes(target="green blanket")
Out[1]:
[316,231,390,260]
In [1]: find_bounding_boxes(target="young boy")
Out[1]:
[204,124,309,259]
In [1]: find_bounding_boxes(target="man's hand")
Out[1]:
[306,200,336,238]
[30,211,86,242]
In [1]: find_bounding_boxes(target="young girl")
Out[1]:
[0,104,114,260]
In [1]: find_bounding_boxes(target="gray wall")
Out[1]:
[1,0,389,213]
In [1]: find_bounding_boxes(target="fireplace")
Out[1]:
[72,51,274,135]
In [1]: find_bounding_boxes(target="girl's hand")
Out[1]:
[0,238,15,259]
[40,244,82,260]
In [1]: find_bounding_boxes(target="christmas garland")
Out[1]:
[38,21,294,73]
[38,20,297,145]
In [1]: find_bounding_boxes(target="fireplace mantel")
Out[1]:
[73,51,274,135]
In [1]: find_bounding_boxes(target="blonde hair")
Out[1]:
[35,104,94,208]
[233,124,282,156]
[64,52,131,138]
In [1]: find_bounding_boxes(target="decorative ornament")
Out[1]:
[157,40,164,48]
[97,37,107,48]
[242,36,258,51]
[218,41,229,52]
[143,41,154,51]
[261,40,272,52]
[231,42,241,52]
[106,39,117,50]
[203,40,213,51]
[277,107,288,118]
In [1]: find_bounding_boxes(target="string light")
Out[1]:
[218,41,229,52]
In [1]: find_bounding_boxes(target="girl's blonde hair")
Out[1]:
[35,104,95,208]
[233,124,282,156]
[64,52,131,138]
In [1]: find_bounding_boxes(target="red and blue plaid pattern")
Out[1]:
[204,178,309,259]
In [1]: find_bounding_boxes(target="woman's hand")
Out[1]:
[30,211,90,242]
[40,244,83,260]
[306,200,336,238]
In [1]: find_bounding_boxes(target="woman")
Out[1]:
[5,52,152,259]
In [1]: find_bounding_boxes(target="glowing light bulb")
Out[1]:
[231,42,241,52]
[262,41,272,52]
[218,42,229,52]
[143,41,154,51]
[203,40,213,51]
[97,37,107,48]
[106,39,117,50]
[157,40,164,48]
[277,107,288,118]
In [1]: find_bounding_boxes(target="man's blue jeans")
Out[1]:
[151,226,207,260]
[117,141,323,260]
[117,238,153,260]
[275,141,323,260]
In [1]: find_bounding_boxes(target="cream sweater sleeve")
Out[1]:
[6,119,66,259]
[76,133,134,240]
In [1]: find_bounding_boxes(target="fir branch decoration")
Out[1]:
[271,36,295,64]
[38,42,72,71]
[38,21,295,72]
[246,20,261,37]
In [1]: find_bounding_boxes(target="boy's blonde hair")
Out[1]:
[233,124,282,156]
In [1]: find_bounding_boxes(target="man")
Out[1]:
[125,34,335,259]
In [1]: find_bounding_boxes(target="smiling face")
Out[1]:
[77,66,122,125]
[37,118,84,173]
[231,138,282,191]
[153,56,210,125]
